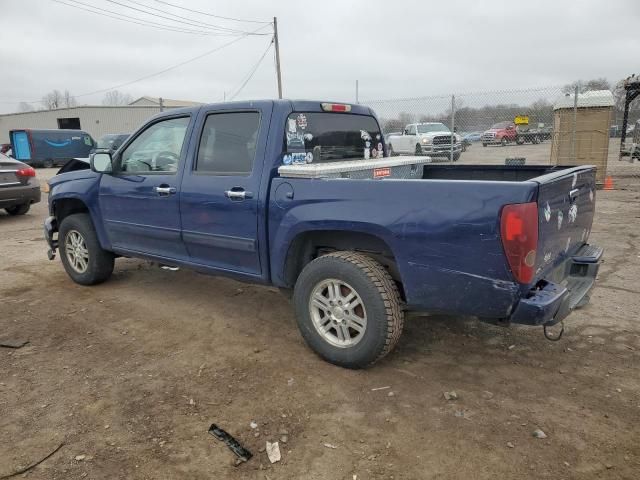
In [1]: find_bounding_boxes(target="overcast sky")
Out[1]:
[0,0,638,113]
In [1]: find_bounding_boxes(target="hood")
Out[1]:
[49,165,99,188]
[418,131,453,138]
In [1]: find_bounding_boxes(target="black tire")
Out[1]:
[482,143,487,147]
[515,137,524,145]
[43,159,54,168]
[5,203,30,216]
[293,251,404,369]
[415,144,423,156]
[500,137,508,147]
[533,135,540,144]
[388,144,397,156]
[59,213,114,285]
[453,152,461,162]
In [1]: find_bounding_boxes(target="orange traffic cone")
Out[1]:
[603,176,614,191]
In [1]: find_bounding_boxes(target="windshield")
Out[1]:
[491,121,511,129]
[97,135,120,149]
[283,112,382,163]
[417,123,450,133]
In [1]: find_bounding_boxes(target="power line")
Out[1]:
[102,0,258,35]
[54,0,239,36]
[151,0,271,24]
[1,26,271,104]
[229,40,273,100]
[122,0,268,35]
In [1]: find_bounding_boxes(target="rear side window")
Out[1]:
[196,112,260,175]
[283,112,383,164]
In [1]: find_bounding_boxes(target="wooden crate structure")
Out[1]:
[550,90,614,185]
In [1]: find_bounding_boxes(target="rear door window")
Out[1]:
[283,112,383,164]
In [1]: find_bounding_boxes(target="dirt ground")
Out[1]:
[1,167,639,480]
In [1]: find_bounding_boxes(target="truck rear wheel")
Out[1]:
[293,251,404,369]
[59,213,114,285]
[43,159,54,168]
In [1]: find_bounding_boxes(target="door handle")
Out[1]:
[154,185,176,196]
[225,188,253,201]
[569,188,579,202]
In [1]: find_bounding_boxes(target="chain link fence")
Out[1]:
[366,85,640,186]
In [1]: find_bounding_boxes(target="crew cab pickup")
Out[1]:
[481,121,517,146]
[44,100,602,369]
[387,122,463,160]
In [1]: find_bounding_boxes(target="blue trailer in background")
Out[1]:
[10,129,95,168]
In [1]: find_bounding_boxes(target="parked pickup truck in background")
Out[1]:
[481,121,518,146]
[387,122,463,160]
[44,100,602,368]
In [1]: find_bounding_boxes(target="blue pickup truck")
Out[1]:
[44,100,602,368]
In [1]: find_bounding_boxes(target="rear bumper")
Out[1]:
[508,244,602,326]
[0,185,41,208]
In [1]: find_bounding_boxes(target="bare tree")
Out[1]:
[63,90,77,108]
[562,78,611,94]
[41,89,63,110]
[18,102,35,112]
[40,89,76,110]
[102,90,133,106]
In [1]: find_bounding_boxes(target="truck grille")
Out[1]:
[432,135,452,146]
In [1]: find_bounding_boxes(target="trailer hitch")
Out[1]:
[543,321,564,341]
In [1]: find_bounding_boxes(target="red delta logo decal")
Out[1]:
[373,167,391,178]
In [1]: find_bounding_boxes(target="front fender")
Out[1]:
[48,171,112,251]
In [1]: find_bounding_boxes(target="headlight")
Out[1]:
[422,137,431,144]
[41,182,50,194]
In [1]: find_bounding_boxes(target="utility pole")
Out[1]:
[450,95,455,163]
[571,85,578,162]
[159,97,164,112]
[356,80,359,104]
[273,16,283,99]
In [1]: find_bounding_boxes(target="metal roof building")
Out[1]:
[0,98,202,143]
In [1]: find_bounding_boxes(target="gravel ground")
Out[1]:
[0,167,639,479]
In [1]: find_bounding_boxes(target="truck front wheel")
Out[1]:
[293,251,404,369]
[59,213,114,285]
[500,137,508,147]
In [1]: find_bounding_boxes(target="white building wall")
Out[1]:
[0,106,171,143]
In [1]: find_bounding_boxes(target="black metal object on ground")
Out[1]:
[208,424,252,463]
[505,157,526,166]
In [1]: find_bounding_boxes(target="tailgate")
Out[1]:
[534,166,597,281]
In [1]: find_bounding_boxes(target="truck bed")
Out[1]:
[421,164,569,182]
[279,158,573,183]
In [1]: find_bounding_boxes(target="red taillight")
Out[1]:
[320,103,351,112]
[500,202,538,284]
[16,167,36,177]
